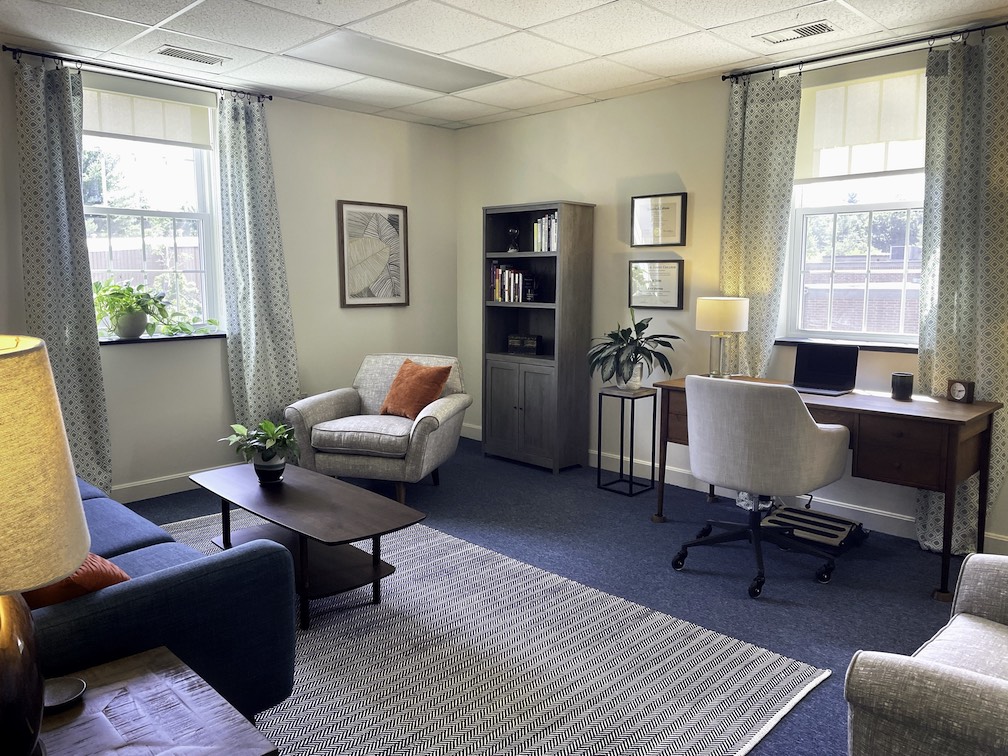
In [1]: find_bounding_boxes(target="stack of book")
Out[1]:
[489,262,537,302]
[532,212,558,252]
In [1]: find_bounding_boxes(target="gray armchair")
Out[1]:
[284,353,472,504]
[845,553,1008,755]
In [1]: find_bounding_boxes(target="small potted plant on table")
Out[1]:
[220,420,300,485]
[588,308,681,390]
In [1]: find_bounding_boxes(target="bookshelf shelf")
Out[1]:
[481,201,594,473]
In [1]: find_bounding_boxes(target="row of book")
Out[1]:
[489,262,537,303]
[532,212,558,252]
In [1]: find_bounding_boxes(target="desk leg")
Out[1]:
[977,420,992,555]
[933,482,956,602]
[653,389,670,523]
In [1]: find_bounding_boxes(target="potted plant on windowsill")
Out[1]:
[588,308,681,390]
[92,279,218,339]
[220,420,300,485]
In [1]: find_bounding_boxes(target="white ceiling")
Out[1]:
[3,0,1008,129]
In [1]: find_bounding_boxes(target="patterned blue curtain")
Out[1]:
[14,61,112,491]
[916,37,1008,553]
[218,94,301,427]
[720,74,802,378]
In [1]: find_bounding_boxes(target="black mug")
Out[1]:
[892,372,913,401]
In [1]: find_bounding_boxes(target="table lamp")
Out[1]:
[0,335,90,756]
[695,297,749,378]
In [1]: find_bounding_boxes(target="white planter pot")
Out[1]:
[252,453,286,485]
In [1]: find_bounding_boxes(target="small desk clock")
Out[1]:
[947,379,976,403]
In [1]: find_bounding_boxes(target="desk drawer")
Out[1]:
[854,415,947,490]
[665,391,689,445]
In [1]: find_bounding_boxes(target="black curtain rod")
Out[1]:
[2,44,273,101]
[721,19,1008,81]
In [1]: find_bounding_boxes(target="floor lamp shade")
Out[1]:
[695,298,750,378]
[0,335,91,756]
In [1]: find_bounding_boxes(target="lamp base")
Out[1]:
[1,592,45,756]
[708,333,733,378]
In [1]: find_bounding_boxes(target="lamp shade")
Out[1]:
[0,335,89,593]
[695,297,750,334]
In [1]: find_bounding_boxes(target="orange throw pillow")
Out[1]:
[380,359,452,420]
[23,552,130,609]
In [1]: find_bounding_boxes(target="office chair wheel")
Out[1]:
[748,576,765,599]
[695,524,712,539]
[672,550,687,570]
[816,564,834,584]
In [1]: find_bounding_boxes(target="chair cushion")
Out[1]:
[915,613,1008,681]
[380,359,452,419]
[312,415,414,458]
[23,552,130,609]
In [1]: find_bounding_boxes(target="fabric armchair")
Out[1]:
[285,353,472,504]
[845,553,1008,755]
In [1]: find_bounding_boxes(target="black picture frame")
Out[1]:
[630,192,687,247]
[336,200,409,307]
[628,259,684,309]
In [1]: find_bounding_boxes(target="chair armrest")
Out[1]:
[411,393,473,433]
[952,553,1008,624]
[402,394,473,481]
[845,650,1008,753]
[33,540,295,718]
[285,388,361,471]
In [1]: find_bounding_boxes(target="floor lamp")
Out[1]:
[695,297,750,378]
[0,336,90,756]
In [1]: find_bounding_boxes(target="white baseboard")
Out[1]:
[110,469,204,503]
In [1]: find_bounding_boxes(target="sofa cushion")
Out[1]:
[23,552,130,609]
[84,496,174,557]
[915,613,1008,681]
[380,358,452,420]
[109,541,206,577]
[77,478,108,502]
[312,415,413,458]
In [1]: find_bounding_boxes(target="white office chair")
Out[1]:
[672,375,850,598]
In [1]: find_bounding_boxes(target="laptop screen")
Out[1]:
[793,343,859,391]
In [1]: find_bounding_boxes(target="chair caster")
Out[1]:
[816,563,834,584]
[748,576,765,599]
[672,550,687,570]
[696,524,712,539]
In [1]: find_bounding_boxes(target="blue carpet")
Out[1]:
[131,438,956,756]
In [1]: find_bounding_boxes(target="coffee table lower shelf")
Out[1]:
[214,523,394,629]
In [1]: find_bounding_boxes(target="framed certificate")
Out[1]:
[629,260,684,310]
[631,192,687,247]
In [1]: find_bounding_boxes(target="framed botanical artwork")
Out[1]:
[336,200,409,307]
[628,259,684,309]
[630,192,687,247]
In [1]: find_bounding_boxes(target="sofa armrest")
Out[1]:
[33,540,295,718]
[285,387,361,471]
[952,553,1008,624]
[845,650,1008,754]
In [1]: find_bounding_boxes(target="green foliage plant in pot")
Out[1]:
[220,420,300,485]
[587,308,682,390]
[92,278,219,339]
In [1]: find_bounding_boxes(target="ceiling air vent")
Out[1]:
[759,20,836,44]
[155,45,229,66]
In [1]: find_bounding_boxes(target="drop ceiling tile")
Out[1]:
[251,0,404,27]
[440,0,611,28]
[295,92,384,113]
[347,0,512,55]
[520,94,595,114]
[609,31,766,77]
[377,109,454,127]
[527,59,658,95]
[591,78,677,101]
[226,56,364,92]
[464,110,529,125]
[642,0,819,30]
[164,0,332,54]
[398,95,507,121]
[533,0,695,56]
[107,29,270,74]
[0,0,145,53]
[36,0,192,26]
[712,1,887,58]
[325,77,443,109]
[762,30,895,64]
[844,0,1008,31]
[447,32,592,77]
[457,78,573,109]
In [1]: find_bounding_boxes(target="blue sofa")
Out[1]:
[31,479,296,718]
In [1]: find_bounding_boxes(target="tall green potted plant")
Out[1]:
[220,420,300,485]
[588,308,681,389]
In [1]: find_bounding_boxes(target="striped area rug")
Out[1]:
[164,511,829,755]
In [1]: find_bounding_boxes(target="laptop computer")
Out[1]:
[791,343,859,396]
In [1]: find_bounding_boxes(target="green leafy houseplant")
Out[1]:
[587,308,682,385]
[92,278,218,338]
[220,420,300,464]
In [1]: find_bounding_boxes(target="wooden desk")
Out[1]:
[654,377,1002,600]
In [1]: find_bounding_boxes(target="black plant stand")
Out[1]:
[597,386,657,496]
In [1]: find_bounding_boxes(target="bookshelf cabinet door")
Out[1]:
[484,359,519,455]
[518,363,556,466]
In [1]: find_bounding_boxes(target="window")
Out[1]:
[785,63,926,343]
[81,74,222,337]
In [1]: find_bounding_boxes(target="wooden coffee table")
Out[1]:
[190,464,425,629]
